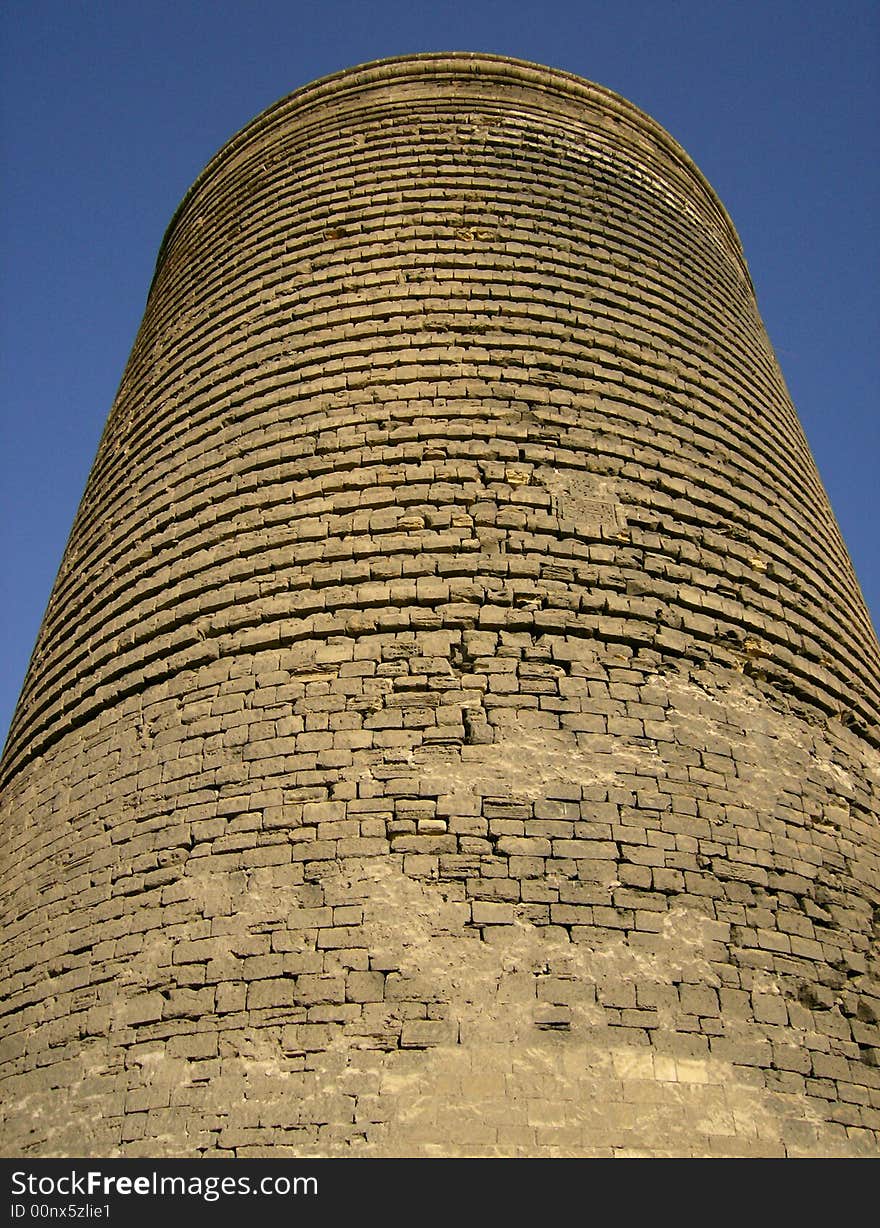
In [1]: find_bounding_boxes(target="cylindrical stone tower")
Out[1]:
[1,53,878,1159]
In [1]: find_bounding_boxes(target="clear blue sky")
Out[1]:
[1,0,878,748]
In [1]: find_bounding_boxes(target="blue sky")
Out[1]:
[1,0,878,747]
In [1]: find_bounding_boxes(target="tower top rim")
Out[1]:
[152,52,751,288]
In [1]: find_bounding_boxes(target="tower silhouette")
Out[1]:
[1,54,878,1157]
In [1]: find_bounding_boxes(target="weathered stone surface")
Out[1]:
[0,53,878,1158]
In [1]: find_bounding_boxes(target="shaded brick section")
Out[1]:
[0,53,878,1158]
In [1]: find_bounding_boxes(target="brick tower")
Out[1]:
[1,54,878,1157]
